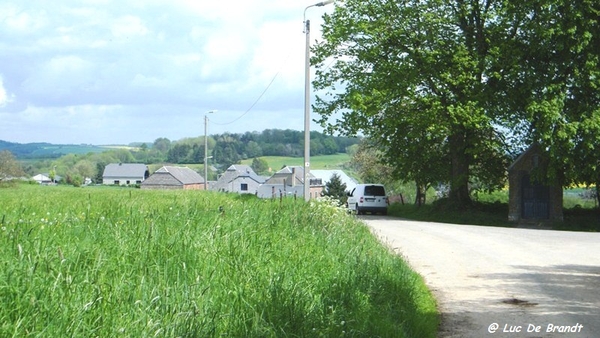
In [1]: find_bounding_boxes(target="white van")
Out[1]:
[346,184,388,215]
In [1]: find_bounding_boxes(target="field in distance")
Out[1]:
[240,153,351,172]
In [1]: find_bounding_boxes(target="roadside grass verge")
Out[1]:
[389,200,512,227]
[389,191,600,231]
[0,185,438,337]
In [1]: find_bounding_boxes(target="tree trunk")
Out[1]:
[448,130,472,208]
[415,182,426,206]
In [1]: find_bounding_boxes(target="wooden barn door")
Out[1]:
[521,174,549,219]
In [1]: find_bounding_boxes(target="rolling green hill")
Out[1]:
[0,140,107,159]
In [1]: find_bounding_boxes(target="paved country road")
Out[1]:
[363,216,600,338]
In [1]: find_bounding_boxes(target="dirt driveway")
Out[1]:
[363,216,600,338]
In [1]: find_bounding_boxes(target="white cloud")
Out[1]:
[0,76,14,108]
[0,0,336,144]
[111,15,149,39]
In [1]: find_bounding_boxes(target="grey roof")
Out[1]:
[32,173,63,181]
[264,166,310,185]
[103,163,148,178]
[212,164,265,190]
[142,166,204,186]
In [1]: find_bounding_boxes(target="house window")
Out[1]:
[114,180,120,185]
[241,183,248,191]
[126,180,131,185]
[136,180,142,184]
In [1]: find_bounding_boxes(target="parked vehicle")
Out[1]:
[346,184,389,215]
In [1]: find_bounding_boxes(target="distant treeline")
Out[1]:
[159,129,360,168]
[2,129,359,168]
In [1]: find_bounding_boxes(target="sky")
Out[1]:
[0,0,336,145]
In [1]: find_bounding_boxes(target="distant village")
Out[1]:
[33,163,358,199]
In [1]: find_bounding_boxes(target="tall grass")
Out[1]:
[0,185,438,337]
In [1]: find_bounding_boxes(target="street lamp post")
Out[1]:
[303,0,334,202]
[204,110,217,190]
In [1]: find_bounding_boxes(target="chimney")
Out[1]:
[291,167,296,187]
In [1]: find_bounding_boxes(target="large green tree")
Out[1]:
[509,0,600,197]
[315,0,600,207]
[312,0,600,209]
[313,0,535,207]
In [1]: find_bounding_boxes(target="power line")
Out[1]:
[209,43,336,127]
[210,50,292,127]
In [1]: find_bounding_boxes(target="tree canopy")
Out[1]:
[313,0,600,207]
[323,172,348,204]
[0,150,24,181]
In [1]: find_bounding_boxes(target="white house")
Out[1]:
[32,173,57,184]
[211,165,265,194]
[102,163,149,185]
[257,166,323,199]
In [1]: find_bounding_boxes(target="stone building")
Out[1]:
[140,166,204,190]
[508,144,563,222]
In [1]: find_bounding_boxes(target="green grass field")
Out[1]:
[0,185,438,337]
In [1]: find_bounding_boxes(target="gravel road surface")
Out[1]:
[363,216,600,338]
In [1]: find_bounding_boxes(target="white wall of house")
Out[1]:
[225,177,262,194]
[256,184,303,198]
[102,177,144,185]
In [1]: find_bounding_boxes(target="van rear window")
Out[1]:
[365,185,386,196]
